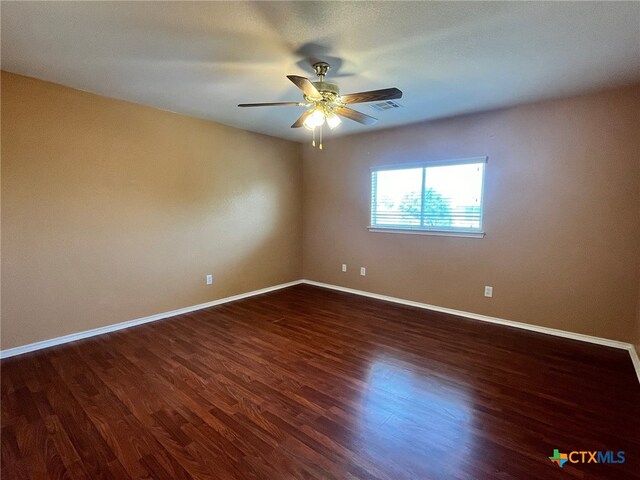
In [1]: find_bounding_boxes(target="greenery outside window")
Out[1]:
[369,157,487,238]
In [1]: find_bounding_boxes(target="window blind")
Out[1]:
[370,157,486,233]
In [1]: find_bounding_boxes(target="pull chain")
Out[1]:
[319,124,323,150]
[312,128,316,147]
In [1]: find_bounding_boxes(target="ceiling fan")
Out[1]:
[238,62,402,149]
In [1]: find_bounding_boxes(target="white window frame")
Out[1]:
[369,156,487,238]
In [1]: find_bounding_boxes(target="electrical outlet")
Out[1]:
[484,286,493,297]
[341,264,347,272]
[206,274,213,285]
[360,267,366,276]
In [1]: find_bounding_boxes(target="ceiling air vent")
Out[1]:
[370,100,402,112]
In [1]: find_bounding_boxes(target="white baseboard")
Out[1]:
[629,345,640,384]
[0,280,303,359]
[2,277,639,385]
[300,279,640,384]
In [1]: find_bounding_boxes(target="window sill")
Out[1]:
[367,227,485,238]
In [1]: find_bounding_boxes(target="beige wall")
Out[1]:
[636,272,640,353]
[303,85,640,343]
[2,71,639,351]
[1,71,303,350]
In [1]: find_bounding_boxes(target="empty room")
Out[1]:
[1,2,639,479]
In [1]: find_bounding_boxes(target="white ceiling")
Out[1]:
[2,1,639,142]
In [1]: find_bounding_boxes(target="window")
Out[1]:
[370,157,486,237]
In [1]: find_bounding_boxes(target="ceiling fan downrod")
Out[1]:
[313,62,330,82]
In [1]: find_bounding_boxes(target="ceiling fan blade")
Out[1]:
[287,75,322,100]
[291,110,313,128]
[340,87,403,104]
[335,107,378,126]
[238,102,304,107]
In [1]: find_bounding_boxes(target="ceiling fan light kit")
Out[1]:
[238,62,402,150]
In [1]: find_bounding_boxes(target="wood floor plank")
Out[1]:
[2,284,639,479]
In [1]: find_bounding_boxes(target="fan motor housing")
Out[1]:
[312,81,340,95]
[307,81,340,104]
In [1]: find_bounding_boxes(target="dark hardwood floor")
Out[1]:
[2,284,639,479]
